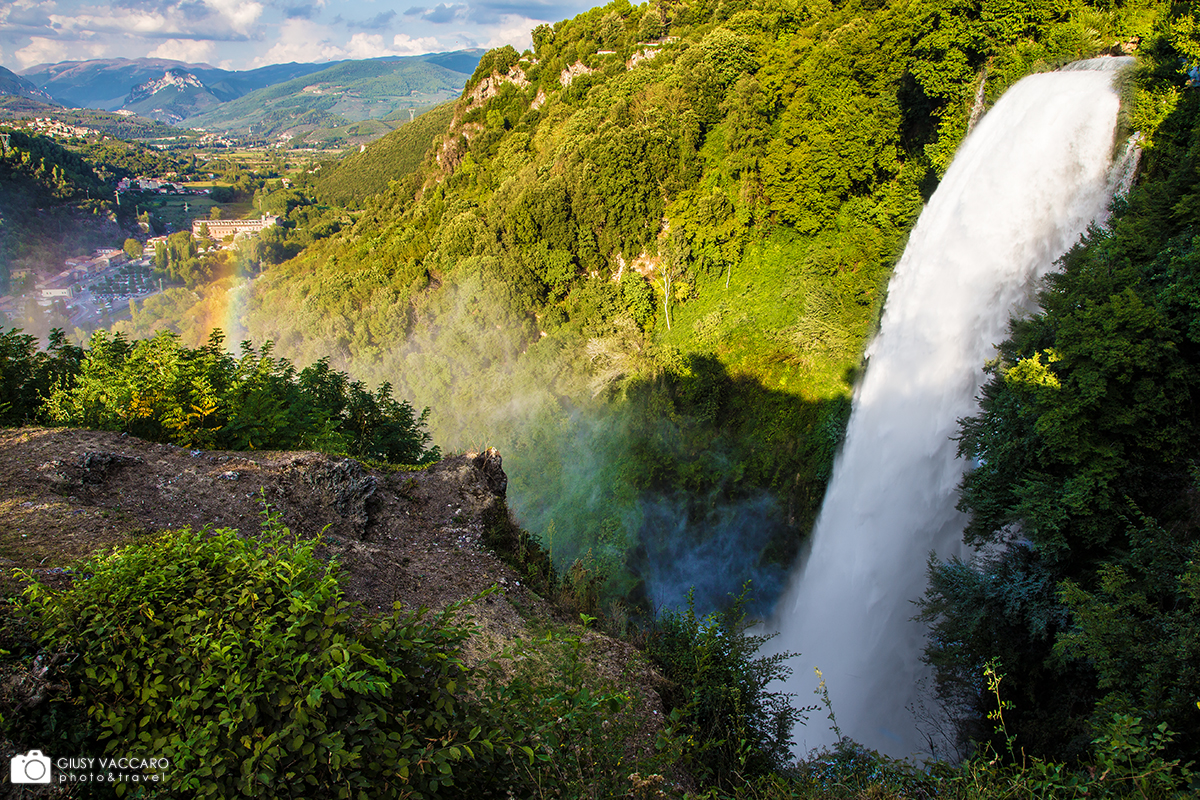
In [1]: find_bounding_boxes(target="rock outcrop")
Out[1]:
[0,429,537,617]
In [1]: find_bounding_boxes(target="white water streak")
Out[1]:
[767,58,1132,758]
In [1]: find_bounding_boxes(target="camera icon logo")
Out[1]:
[10,751,52,784]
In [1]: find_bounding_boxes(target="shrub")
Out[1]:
[646,587,803,790]
[0,327,84,426]
[483,615,661,799]
[8,508,496,798]
[42,328,439,466]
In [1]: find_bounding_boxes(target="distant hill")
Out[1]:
[19,58,335,113]
[184,55,479,144]
[14,53,482,146]
[120,69,228,124]
[0,66,55,104]
[0,97,182,140]
[315,102,456,204]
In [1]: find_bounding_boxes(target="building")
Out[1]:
[192,215,281,239]
[93,250,127,270]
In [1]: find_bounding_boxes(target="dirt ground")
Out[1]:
[0,427,669,778]
[0,427,527,613]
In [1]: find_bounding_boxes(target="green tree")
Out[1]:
[926,60,1200,762]
[647,588,804,790]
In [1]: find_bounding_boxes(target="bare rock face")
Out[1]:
[0,429,522,613]
[471,447,507,497]
[37,451,144,489]
[419,448,507,518]
[0,429,669,762]
[284,455,380,540]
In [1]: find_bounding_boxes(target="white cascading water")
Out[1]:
[767,57,1134,758]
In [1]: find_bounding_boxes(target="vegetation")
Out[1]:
[647,588,804,789]
[0,328,85,427]
[6,0,1200,793]
[2,505,1191,798]
[80,139,202,180]
[185,57,478,144]
[0,327,439,465]
[9,518,496,797]
[235,0,1166,619]
[0,126,132,301]
[0,504,796,798]
[316,102,458,205]
[0,99,183,140]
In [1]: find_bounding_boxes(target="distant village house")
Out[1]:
[192,215,281,239]
[41,286,77,300]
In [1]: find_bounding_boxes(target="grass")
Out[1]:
[151,198,252,229]
[660,231,870,405]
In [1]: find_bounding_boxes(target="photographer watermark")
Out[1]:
[8,750,170,786]
[9,751,49,785]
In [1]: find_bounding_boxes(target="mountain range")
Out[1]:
[6,52,483,144]
[0,65,55,104]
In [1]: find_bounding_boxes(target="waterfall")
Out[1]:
[767,57,1134,759]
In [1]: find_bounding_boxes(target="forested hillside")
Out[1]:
[0,128,131,304]
[315,102,458,205]
[185,57,477,144]
[5,0,1200,788]
[231,0,1165,614]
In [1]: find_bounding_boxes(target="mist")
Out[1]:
[246,257,799,617]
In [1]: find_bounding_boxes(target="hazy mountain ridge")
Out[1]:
[119,68,228,124]
[19,58,337,112]
[185,55,480,142]
[12,52,483,139]
[0,97,181,140]
[0,65,55,104]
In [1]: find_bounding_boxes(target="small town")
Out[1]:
[0,187,280,334]
[2,239,166,331]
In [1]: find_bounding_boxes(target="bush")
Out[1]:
[646,587,803,790]
[42,328,440,466]
[0,327,84,426]
[7,508,496,798]
[483,615,661,799]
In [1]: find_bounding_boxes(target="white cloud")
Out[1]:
[482,15,542,52]
[0,0,56,28]
[50,10,178,37]
[203,0,263,35]
[251,21,442,67]
[344,33,394,59]
[390,33,441,56]
[252,19,345,66]
[14,35,107,68]
[42,2,263,42]
[147,38,217,63]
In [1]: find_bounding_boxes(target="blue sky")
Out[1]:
[0,0,594,73]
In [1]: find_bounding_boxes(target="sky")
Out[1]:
[0,0,595,73]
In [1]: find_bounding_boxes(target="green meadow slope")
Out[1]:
[187,57,477,142]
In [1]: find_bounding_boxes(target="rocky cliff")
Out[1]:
[0,428,661,697]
